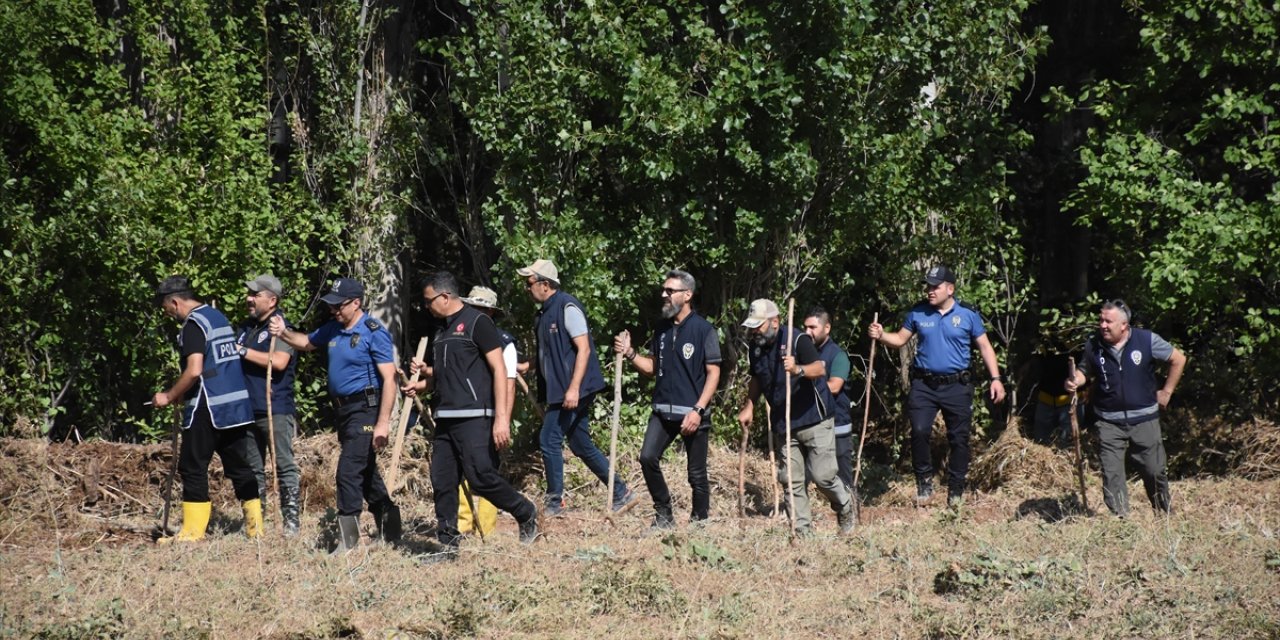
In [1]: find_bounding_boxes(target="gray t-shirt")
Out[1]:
[1108,332,1173,361]
[564,305,589,338]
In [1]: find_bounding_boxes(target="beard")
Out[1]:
[661,301,680,319]
[751,325,777,346]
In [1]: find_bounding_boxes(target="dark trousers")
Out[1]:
[335,403,392,516]
[432,416,536,546]
[638,414,710,520]
[179,405,260,503]
[835,432,854,490]
[906,379,973,493]
[1097,418,1170,515]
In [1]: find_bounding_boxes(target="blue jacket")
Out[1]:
[182,305,255,430]
[749,328,833,434]
[535,290,606,405]
[1084,328,1160,425]
[650,312,719,426]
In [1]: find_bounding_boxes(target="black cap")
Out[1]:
[923,265,956,286]
[154,275,194,303]
[320,277,364,304]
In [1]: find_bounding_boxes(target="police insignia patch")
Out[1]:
[350,334,361,348]
[257,331,268,344]
[682,343,695,360]
[951,315,962,327]
[1131,351,1142,366]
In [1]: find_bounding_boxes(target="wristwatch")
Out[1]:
[990,374,1005,383]
[694,405,710,419]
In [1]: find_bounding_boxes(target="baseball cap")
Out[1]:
[515,259,560,285]
[462,285,504,316]
[740,298,780,328]
[923,265,957,286]
[246,274,283,298]
[320,277,364,305]
[154,275,194,303]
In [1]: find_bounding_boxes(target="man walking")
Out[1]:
[402,273,540,560]
[235,274,302,535]
[867,265,1006,507]
[613,270,721,530]
[268,277,400,553]
[1066,300,1186,516]
[152,276,263,543]
[517,259,636,516]
[737,299,854,536]
[803,307,854,490]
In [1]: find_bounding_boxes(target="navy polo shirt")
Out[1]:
[308,312,394,397]
[902,301,986,374]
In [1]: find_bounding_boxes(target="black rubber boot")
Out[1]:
[332,515,360,555]
[280,486,301,537]
[372,502,402,544]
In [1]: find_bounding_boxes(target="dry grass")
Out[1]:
[2,435,1279,639]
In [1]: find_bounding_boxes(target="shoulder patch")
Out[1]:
[364,318,382,332]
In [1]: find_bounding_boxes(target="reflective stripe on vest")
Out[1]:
[183,306,255,430]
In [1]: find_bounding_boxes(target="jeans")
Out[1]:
[775,418,849,530]
[639,413,710,520]
[432,416,536,546]
[539,394,628,504]
[243,413,301,497]
[906,379,973,494]
[335,403,392,516]
[1097,417,1170,515]
[179,404,260,503]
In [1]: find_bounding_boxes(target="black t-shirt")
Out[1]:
[793,333,820,365]
[179,320,208,404]
[471,313,504,355]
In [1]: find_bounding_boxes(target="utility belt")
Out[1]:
[1037,391,1072,407]
[911,369,971,388]
[332,387,380,409]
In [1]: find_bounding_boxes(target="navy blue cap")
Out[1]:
[923,265,956,286]
[320,277,364,304]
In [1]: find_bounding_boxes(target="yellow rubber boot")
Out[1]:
[457,483,497,537]
[158,501,211,544]
[242,499,264,539]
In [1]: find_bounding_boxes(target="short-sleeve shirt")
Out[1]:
[564,305,589,339]
[179,322,207,404]
[1108,333,1174,362]
[902,301,986,374]
[828,347,851,382]
[308,312,394,396]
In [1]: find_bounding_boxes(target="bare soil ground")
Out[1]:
[1,431,1278,639]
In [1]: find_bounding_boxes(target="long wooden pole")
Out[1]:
[160,406,181,536]
[606,351,624,522]
[783,299,797,538]
[385,337,429,496]
[1068,357,1090,512]
[266,337,279,501]
[851,313,879,526]
[737,407,749,521]
[766,401,778,518]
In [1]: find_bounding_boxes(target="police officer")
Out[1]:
[612,270,721,530]
[152,276,263,543]
[803,307,854,490]
[1065,300,1186,516]
[234,274,302,535]
[403,272,539,561]
[737,299,855,536]
[517,259,636,516]
[268,277,400,553]
[868,265,1006,507]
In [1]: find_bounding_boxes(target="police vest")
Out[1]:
[534,290,606,405]
[181,305,255,430]
[651,312,717,425]
[749,328,833,433]
[1084,328,1160,425]
[816,339,853,432]
[237,311,296,416]
[431,305,497,419]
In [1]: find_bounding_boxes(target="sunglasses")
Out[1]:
[661,287,689,296]
[327,298,355,312]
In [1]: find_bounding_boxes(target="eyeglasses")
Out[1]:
[327,299,355,313]
[424,291,448,305]
[661,287,689,296]
[525,279,545,290]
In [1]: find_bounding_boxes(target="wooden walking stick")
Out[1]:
[516,372,545,419]
[737,408,749,520]
[1068,357,1090,512]
[851,312,879,525]
[766,401,779,518]
[386,337,429,496]
[605,351,625,523]
[159,406,181,536]
[783,298,797,538]
[266,337,279,500]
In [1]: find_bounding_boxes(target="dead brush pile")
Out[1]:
[967,423,1080,493]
